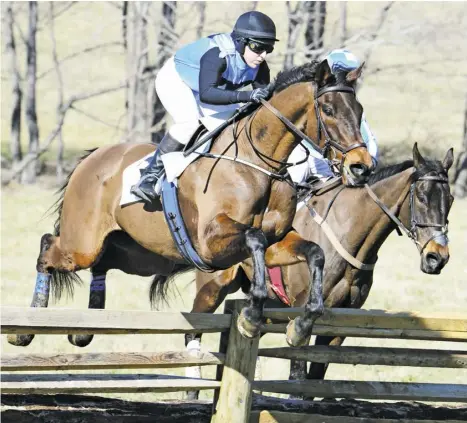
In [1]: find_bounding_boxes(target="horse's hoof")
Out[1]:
[68,334,94,347]
[237,310,261,339]
[286,319,309,347]
[7,334,35,347]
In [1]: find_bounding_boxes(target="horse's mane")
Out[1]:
[271,61,319,93]
[50,148,98,236]
[271,60,354,94]
[368,158,446,186]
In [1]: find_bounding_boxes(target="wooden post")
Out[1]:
[211,300,260,423]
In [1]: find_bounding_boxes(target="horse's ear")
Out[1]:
[346,62,365,83]
[413,142,426,168]
[442,148,454,171]
[315,59,333,87]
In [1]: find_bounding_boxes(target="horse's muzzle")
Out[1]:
[343,162,373,186]
[420,250,449,274]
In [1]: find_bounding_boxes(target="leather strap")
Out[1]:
[306,205,376,271]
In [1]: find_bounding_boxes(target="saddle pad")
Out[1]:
[119,141,212,207]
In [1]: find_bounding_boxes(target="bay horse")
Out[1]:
[8,59,374,349]
[184,143,454,398]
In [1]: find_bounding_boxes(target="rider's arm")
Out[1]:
[199,48,252,105]
[361,112,378,166]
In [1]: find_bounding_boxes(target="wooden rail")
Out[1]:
[1,306,231,334]
[1,351,224,371]
[2,301,467,422]
[258,345,467,368]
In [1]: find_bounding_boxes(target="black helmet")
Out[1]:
[233,11,279,42]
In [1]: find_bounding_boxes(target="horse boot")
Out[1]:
[131,133,185,203]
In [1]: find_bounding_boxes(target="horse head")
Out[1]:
[309,59,375,186]
[410,143,454,274]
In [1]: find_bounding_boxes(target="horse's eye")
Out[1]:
[322,106,334,117]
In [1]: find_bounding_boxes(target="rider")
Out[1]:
[131,11,277,203]
[288,49,378,185]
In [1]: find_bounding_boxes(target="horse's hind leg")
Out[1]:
[68,270,106,347]
[265,231,325,347]
[8,229,104,347]
[7,233,83,346]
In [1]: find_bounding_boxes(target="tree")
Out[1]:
[5,3,23,172]
[304,1,326,62]
[283,2,307,70]
[21,1,39,184]
[150,1,177,143]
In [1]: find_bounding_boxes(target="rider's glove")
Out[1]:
[249,87,270,103]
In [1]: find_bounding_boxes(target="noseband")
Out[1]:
[365,173,450,254]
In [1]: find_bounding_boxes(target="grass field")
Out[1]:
[1,0,467,404]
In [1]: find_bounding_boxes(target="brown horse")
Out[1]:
[184,143,454,398]
[8,59,374,349]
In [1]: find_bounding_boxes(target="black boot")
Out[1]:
[130,134,185,203]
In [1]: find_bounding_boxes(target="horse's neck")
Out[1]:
[351,167,414,263]
[250,83,315,163]
[298,168,413,267]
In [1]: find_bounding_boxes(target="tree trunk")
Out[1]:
[5,3,23,171]
[339,2,347,47]
[48,2,66,184]
[196,2,206,39]
[453,92,467,198]
[283,2,306,70]
[22,1,40,184]
[304,1,326,62]
[150,1,177,144]
[125,2,150,143]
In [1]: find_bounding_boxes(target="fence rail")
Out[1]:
[2,300,467,423]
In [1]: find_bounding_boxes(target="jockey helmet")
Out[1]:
[325,49,360,75]
[233,11,279,43]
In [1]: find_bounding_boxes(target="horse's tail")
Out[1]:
[48,148,99,237]
[149,265,194,309]
[44,149,98,300]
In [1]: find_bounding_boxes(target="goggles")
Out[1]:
[247,40,274,54]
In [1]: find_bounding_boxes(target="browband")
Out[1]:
[317,85,355,98]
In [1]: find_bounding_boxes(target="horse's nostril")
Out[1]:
[425,252,440,267]
[349,164,369,178]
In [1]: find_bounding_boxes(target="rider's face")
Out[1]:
[243,42,272,68]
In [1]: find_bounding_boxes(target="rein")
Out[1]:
[195,83,364,183]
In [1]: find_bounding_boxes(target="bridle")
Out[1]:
[365,172,450,254]
[197,81,369,185]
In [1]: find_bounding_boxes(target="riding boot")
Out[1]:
[130,133,185,203]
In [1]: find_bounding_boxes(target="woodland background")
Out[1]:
[1,1,467,403]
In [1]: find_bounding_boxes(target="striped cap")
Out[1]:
[325,49,360,74]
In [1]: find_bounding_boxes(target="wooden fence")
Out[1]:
[1,300,467,422]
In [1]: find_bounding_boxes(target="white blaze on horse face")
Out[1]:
[185,339,202,379]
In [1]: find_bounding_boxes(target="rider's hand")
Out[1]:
[249,87,270,103]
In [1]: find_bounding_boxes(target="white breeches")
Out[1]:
[155,56,240,145]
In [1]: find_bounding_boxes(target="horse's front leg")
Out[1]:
[202,214,269,339]
[237,228,269,339]
[265,231,325,347]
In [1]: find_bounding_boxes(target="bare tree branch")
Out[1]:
[3,82,126,186]
[283,2,307,70]
[196,2,206,39]
[37,42,123,79]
